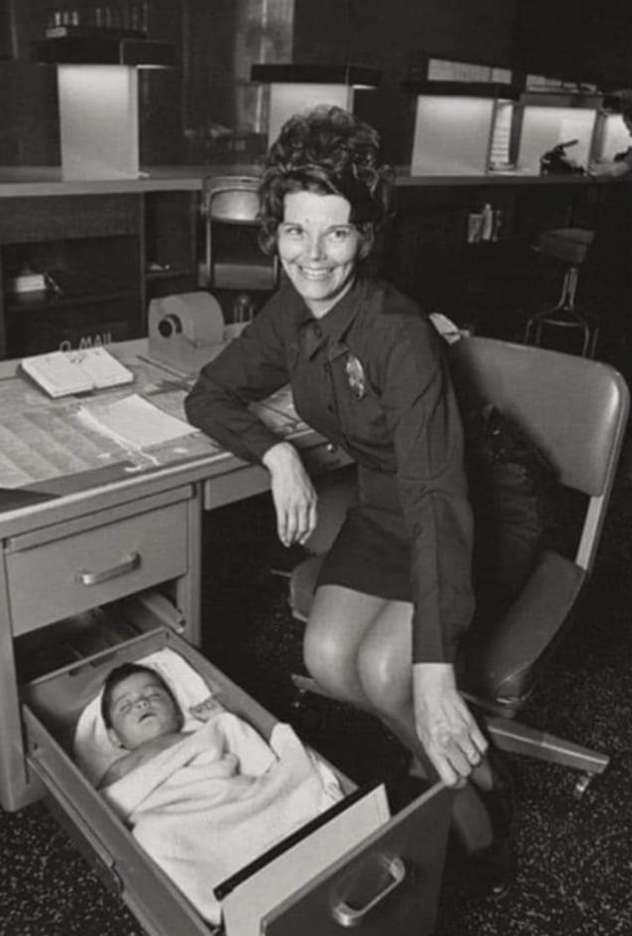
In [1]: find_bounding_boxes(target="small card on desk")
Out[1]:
[20,348,134,398]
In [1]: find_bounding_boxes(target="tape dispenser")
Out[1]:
[148,292,229,374]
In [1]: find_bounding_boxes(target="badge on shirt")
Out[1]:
[344,353,367,399]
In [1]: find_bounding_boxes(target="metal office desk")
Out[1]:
[0,339,350,812]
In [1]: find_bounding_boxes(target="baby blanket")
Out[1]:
[102,712,342,925]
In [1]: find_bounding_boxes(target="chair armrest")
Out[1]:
[461,549,585,706]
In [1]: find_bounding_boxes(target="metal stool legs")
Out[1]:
[525,264,599,358]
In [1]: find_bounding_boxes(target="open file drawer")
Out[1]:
[19,598,451,936]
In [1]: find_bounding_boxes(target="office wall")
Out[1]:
[1,0,630,168]
[515,0,632,89]
[0,0,292,166]
[182,0,293,163]
[292,0,521,164]
[0,0,184,165]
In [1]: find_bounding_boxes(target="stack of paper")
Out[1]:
[77,394,198,452]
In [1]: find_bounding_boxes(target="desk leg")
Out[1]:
[0,554,43,811]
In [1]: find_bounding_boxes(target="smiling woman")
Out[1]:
[185,105,514,899]
[277,191,362,317]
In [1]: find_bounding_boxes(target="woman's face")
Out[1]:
[277,190,363,318]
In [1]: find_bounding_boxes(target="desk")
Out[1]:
[0,340,350,812]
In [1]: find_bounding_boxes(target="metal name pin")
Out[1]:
[344,353,367,399]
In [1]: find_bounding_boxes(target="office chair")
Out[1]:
[288,337,629,799]
[200,176,277,316]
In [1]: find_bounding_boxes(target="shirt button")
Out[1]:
[327,443,337,453]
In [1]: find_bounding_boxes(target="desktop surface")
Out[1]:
[0,340,308,502]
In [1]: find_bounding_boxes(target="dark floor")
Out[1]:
[3,443,632,935]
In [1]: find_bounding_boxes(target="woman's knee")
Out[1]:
[358,648,411,716]
[303,586,387,701]
[303,614,361,698]
[357,607,413,716]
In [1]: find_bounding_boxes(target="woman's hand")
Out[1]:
[262,441,318,547]
[412,662,488,788]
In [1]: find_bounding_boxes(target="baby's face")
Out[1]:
[107,672,181,751]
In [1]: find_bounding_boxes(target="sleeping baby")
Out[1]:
[90,655,343,925]
[99,662,221,788]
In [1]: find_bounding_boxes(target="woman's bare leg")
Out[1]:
[304,589,499,853]
[303,584,390,709]
[358,601,495,850]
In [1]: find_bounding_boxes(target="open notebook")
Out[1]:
[21,347,134,398]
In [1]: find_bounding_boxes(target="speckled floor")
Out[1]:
[3,451,632,936]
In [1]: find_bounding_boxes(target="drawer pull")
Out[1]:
[75,551,141,586]
[331,853,406,927]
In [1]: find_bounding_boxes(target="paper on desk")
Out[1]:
[77,393,199,451]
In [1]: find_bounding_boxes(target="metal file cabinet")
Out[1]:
[0,409,449,934]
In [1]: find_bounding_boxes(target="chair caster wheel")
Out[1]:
[573,772,594,800]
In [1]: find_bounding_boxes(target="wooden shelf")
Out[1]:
[146,266,195,281]
[6,289,139,315]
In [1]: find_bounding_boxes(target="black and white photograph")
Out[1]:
[1,3,632,935]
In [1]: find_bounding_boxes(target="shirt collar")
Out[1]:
[293,278,365,361]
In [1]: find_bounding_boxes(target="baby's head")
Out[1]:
[101,663,184,751]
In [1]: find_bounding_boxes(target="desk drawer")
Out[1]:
[20,623,450,936]
[7,500,189,633]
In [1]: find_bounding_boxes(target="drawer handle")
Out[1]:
[331,853,406,927]
[75,551,141,586]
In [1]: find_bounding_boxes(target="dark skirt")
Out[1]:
[316,465,413,602]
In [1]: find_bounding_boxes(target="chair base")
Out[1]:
[485,716,609,799]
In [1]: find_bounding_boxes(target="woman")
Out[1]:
[185,106,510,894]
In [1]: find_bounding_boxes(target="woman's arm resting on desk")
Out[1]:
[262,441,318,547]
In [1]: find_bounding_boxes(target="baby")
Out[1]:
[99,662,219,788]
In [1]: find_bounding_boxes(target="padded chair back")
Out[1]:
[204,176,262,224]
[449,337,629,574]
[201,175,277,291]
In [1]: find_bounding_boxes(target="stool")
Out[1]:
[524,228,599,358]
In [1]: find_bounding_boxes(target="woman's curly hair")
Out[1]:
[258,106,393,257]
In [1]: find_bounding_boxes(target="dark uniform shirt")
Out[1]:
[185,276,475,663]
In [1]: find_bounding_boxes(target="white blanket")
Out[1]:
[102,712,342,925]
